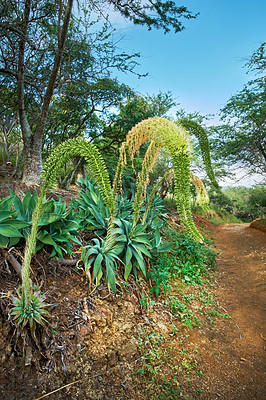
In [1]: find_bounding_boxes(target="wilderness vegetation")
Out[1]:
[0,1,265,393]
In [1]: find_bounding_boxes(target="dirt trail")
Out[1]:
[201,223,266,399]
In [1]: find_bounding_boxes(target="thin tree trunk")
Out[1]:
[17,0,39,185]
[64,157,82,189]
[20,0,74,185]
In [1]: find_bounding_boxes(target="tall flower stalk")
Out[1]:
[114,117,204,242]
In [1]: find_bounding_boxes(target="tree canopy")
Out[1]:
[0,0,198,184]
[211,43,266,175]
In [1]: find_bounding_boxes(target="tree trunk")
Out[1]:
[22,132,43,184]
[19,0,74,185]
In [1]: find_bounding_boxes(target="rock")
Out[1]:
[93,314,107,327]
[118,338,138,360]
[105,349,117,367]
[250,218,266,233]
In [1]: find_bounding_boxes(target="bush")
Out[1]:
[148,228,218,292]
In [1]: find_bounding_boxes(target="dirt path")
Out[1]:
[200,223,266,399]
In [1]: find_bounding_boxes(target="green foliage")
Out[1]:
[110,1,198,33]
[0,195,30,247]
[147,261,171,296]
[110,92,176,142]
[247,185,266,218]
[1,190,80,258]
[139,292,156,309]
[115,219,152,280]
[168,296,201,327]
[166,229,217,271]
[11,286,49,331]
[70,179,110,236]
[207,185,266,221]
[35,198,80,259]
[148,228,217,294]
[213,43,266,174]
[81,238,123,294]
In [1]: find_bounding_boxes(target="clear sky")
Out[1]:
[111,0,266,122]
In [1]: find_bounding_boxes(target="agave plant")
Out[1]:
[14,117,218,328]
[70,179,110,236]
[0,195,30,248]
[11,286,49,331]
[115,219,152,280]
[81,237,123,293]
[14,138,114,328]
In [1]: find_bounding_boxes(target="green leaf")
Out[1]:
[9,236,21,247]
[95,268,103,288]
[12,194,24,218]
[106,259,116,293]
[0,234,9,247]
[39,213,62,225]
[124,260,133,281]
[28,190,38,213]
[8,219,31,229]
[131,235,151,245]
[0,211,15,222]
[125,246,133,266]
[132,243,151,258]
[131,248,146,276]
[93,253,103,277]
[157,242,174,252]
[22,190,33,210]
[0,196,14,211]
[0,224,23,238]
[37,232,57,246]
[154,228,161,247]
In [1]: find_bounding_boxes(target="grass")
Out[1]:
[196,206,245,225]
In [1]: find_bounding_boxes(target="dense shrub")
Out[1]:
[147,228,218,294]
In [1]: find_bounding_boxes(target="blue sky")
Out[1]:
[111,0,266,122]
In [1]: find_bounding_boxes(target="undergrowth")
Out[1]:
[147,228,218,294]
[134,226,221,399]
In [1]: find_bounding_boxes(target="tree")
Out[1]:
[0,0,197,185]
[212,43,266,174]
